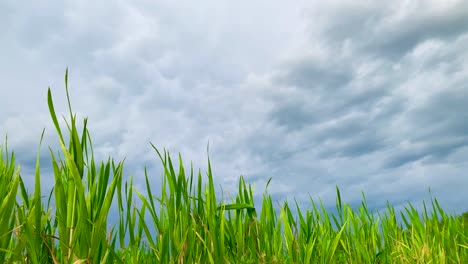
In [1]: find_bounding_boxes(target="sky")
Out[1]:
[1,0,468,220]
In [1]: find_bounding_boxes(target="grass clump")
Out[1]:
[0,69,467,263]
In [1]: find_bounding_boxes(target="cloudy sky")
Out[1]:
[1,0,468,219]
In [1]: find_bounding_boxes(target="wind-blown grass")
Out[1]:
[0,69,467,263]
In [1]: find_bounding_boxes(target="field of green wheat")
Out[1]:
[1,70,467,263]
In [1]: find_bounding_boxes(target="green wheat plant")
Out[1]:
[0,69,467,263]
[0,139,21,262]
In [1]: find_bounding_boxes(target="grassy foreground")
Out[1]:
[1,70,467,263]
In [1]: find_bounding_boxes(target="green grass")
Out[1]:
[1,69,467,263]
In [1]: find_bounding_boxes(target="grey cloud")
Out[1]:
[410,85,468,138]
[383,149,428,169]
[322,134,386,159]
[381,80,468,169]
[269,101,317,131]
[5,2,66,48]
[370,5,468,58]
[383,135,468,169]
[309,1,468,60]
[278,59,353,91]
[339,88,390,113]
